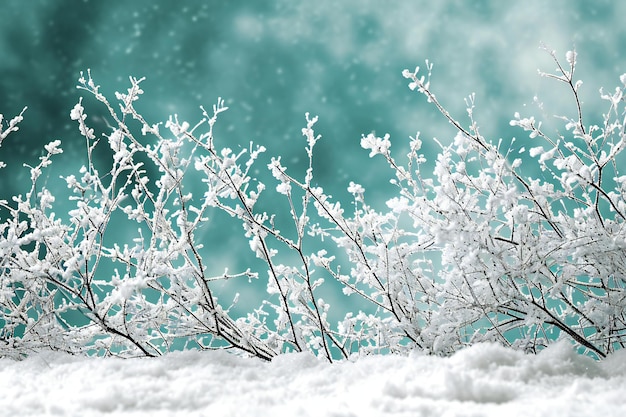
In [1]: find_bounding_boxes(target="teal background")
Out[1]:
[1,1,626,332]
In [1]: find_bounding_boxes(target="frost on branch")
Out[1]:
[0,108,27,170]
[1,49,626,361]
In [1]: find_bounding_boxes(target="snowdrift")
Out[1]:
[2,341,625,416]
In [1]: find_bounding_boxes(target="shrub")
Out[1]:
[1,48,625,361]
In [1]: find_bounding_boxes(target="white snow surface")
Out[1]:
[2,341,625,417]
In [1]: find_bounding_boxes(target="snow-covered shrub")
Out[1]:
[1,49,625,361]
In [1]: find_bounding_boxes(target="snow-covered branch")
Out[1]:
[1,49,625,361]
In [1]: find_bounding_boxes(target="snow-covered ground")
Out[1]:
[1,341,625,416]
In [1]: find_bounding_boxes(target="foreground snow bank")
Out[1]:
[1,341,625,417]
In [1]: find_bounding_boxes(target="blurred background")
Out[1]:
[1,0,625,322]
